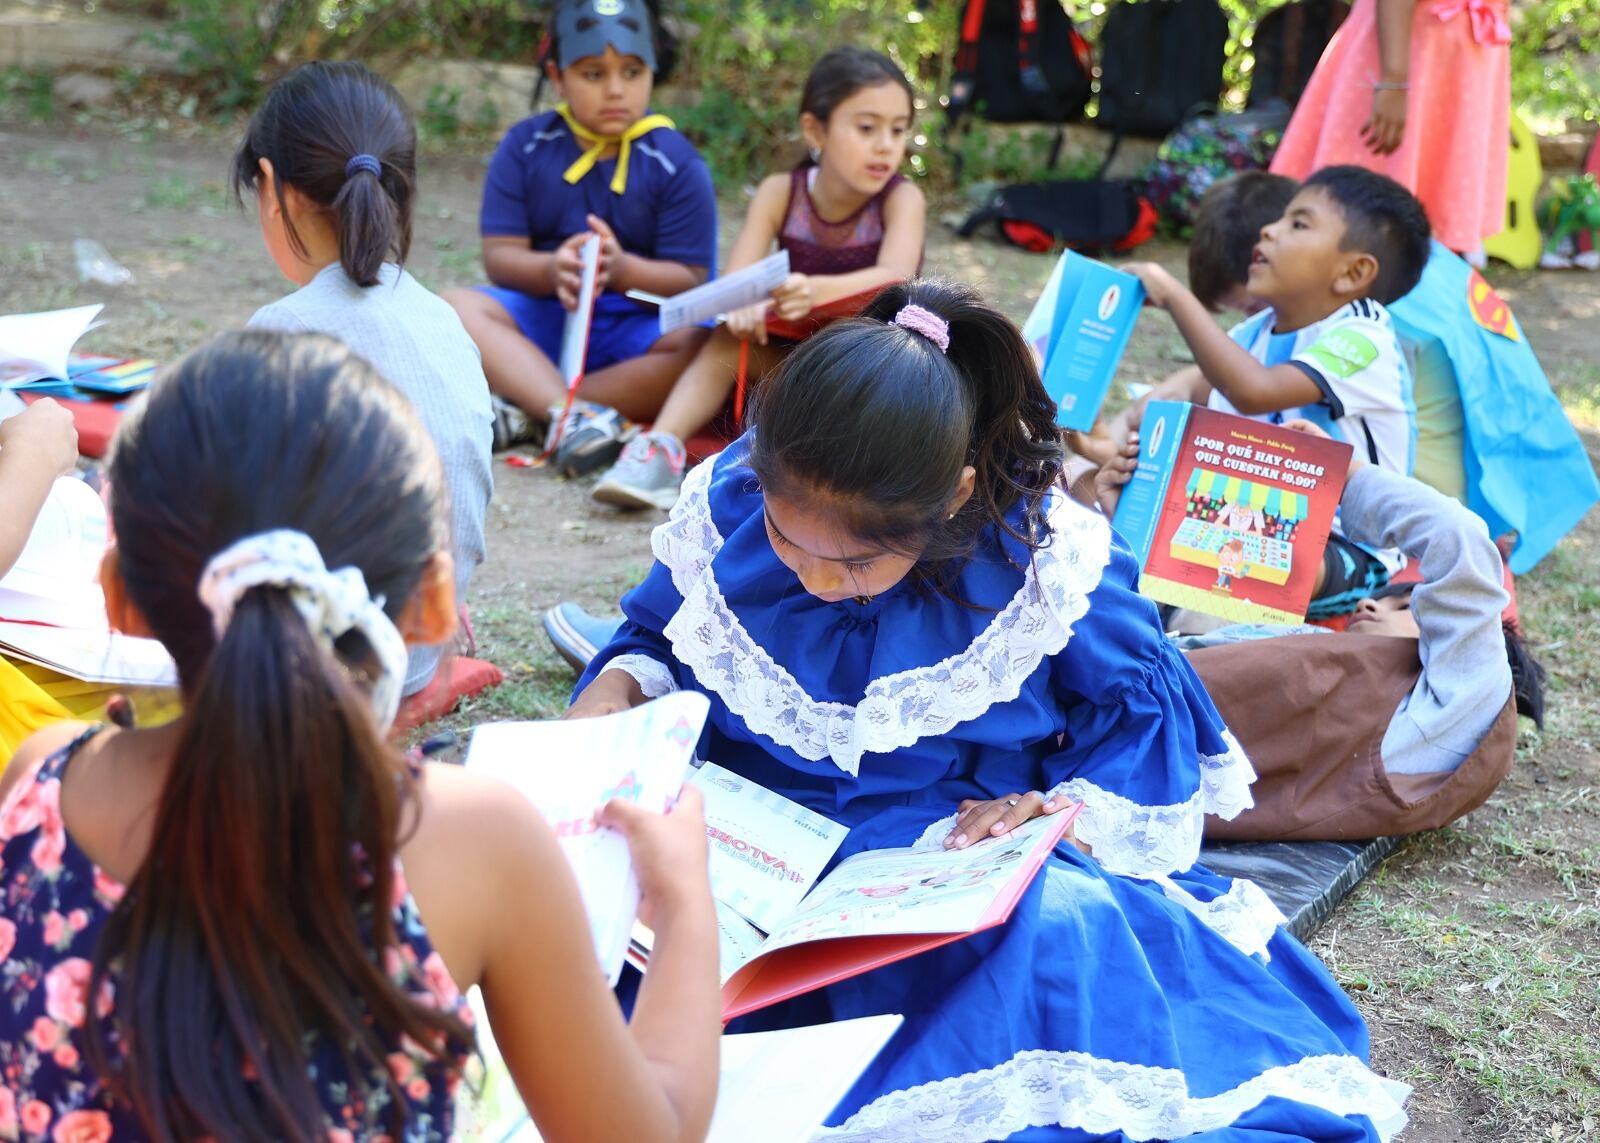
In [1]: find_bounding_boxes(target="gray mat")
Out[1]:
[1200,837,1401,941]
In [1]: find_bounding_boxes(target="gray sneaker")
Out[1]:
[551,401,636,477]
[592,431,687,511]
[489,395,540,452]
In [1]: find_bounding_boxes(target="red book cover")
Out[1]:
[1115,403,1352,625]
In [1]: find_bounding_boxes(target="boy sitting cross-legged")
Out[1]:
[444,0,718,475]
[1125,164,1431,616]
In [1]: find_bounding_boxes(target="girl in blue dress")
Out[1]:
[571,280,1411,1141]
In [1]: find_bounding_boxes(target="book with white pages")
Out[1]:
[464,692,709,985]
[690,760,849,933]
[0,476,111,630]
[658,250,790,333]
[0,305,104,386]
[454,980,902,1143]
[557,234,600,384]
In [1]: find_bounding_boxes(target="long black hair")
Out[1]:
[748,279,1064,585]
[231,61,416,288]
[89,330,472,1138]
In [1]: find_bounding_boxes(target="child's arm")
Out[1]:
[0,399,80,578]
[1124,263,1323,416]
[770,181,927,320]
[433,766,719,1143]
[482,235,565,298]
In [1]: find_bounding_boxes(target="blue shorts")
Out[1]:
[477,287,665,372]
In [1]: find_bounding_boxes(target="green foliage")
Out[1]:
[1510,0,1600,124]
[153,0,542,109]
[0,67,57,121]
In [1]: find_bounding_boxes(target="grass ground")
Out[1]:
[2,112,1596,1138]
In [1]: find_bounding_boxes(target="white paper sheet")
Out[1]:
[457,981,901,1143]
[0,305,104,385]
[659,251,790,334]
[558,234,600,384]
[465,692,710,984]
[0,476,109,629]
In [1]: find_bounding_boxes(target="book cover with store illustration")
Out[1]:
[1113,402,1352,624]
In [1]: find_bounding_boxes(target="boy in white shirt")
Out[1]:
[1126,165,1431,616]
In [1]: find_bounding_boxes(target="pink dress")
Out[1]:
[1270,0,1511,253]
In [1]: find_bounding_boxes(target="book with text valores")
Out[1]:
[1113,402,1352,624]
[633,776,1080,1023]
[1032,251,1145,432]
[464,693,710,985]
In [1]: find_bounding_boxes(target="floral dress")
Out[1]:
[0,728,471,1140]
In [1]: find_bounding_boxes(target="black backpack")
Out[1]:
[1097,0,1229,140]
[956,178,1158,254]
[1246,0,1350,111]
[947,0,1094,129]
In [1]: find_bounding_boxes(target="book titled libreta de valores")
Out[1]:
[1113,402,1353,625]
[632,772,1081,1023]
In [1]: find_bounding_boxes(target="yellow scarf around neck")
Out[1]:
[556,103,676,195]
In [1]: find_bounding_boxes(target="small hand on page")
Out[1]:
[944,791,1078,850]
[724,300,771,344]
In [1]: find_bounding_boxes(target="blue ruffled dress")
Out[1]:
[578,439,1410,1142]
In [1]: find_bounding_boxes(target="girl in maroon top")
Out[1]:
[592,47,927,512]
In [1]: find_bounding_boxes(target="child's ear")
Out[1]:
[544,59,566,96]
[256,157,280,215]
[100,547,155,639]
[397,552,458,647]
[800,111,826,156]
[947,465,978,518]
[1334,250,1380,300]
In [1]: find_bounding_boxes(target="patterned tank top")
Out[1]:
[0,727,472,1140]
[779,163,908,276]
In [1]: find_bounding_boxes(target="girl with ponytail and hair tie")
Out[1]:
[235,60,495,705]
[572,280,1410,1141]
[0,331,719,1141]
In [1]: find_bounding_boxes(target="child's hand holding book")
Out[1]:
[599,784,713,931]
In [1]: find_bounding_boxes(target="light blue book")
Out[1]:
[1036,252,1145,431]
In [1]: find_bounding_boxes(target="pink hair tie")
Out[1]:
[892,304,950,353]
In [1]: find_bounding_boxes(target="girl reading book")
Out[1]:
[0,332,719,1141]
[570,280,1409,1140]
[589,46,926,512]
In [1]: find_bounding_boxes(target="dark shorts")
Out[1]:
[1308,534,1391,619]
[477,287,665,372]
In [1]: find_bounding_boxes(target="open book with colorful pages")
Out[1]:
[633,786,1081,1022]
[455,982,902,1143]
[464,692,709,985]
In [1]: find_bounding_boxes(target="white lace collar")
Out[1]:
[650,455,1114,776]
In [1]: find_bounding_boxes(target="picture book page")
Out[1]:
[0,476,109,628]
[659,251,790,333]
[689,761,849,933]
[754,811,1071,957]
[465,692,710,984]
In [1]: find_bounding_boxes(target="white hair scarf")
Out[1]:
[197,529,408,729]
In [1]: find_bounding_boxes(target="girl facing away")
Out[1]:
[0,332,719,1142]
[589,46,926,512]
[233,60,495,702]
[571,280,1411,1140]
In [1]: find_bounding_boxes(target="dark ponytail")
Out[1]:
[1505,621,1547,730]
[231,61,415,288]
[89,331,471,1138]
[748,279,1064,584]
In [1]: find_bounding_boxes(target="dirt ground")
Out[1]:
[2,117,1597,1138]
